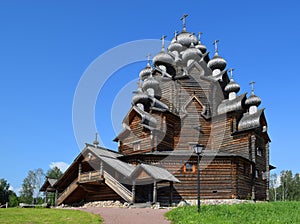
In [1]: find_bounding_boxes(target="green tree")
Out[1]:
[0,178,18,207]
[46,166,63,179]
[9,192,18,207]
[44,167,63,206]
[0,179,10,205]
[19,168,44,204]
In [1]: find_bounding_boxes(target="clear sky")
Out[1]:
[0,0,299,193]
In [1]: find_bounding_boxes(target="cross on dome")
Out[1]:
[213,39,219,54]
[147,53,151,66]
[198,32,203,41]
[93,132,99,146]
[249,81,255,95]
[228,68,234,80]
[180,14,188,31]
[160,35,167,51]
[173,30,178,37]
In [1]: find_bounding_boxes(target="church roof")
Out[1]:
[40,178,58,192]
[238,109,265,131]
[217,93,247,114]
[129,163,180,183]
[87,145,135,176]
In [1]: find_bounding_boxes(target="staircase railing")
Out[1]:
[56,177,78,205]
[103,171,133,202]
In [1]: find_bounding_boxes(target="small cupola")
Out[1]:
[207,40,227,76]
[132,81,149,110]
[152,35,175,68]
[195,32,207,54]
[142,74,161,99]
[245,81,262,114]
[224,68,240,100]
[139,54,152,81]
[181,40,202,66]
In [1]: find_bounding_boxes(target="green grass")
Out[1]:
[165,201,300,224]
[0,208,102,224]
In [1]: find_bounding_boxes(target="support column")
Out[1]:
[100,160,104,177]
[169,182,173,205]
[55,189,58,206]
[78,163,82,181]
[132,182,136,204]
[153,181,157,203]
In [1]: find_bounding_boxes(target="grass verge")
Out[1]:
[0,208,102,224]
[165,201,300,224]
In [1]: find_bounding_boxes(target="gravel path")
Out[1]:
[77,207,171,224]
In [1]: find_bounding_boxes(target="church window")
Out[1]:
[184,163,195,173]
[257,147,263,156]
[133,141,141,151]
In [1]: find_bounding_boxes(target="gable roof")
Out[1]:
[129,164,180,183]
[40,178,58,192]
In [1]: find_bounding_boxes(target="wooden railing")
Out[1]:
[79,171,102,183]
[104,171,133,203]
[57,177,78,205]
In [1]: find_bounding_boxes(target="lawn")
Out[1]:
[0,208,102,224]
[165,201,300,224]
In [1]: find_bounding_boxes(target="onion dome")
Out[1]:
[139,65,152,81]
[195,32,207,54]
[142,76,160,92]
[245,81,261,107]
[225,79,240,93]
[132,84,149,105]
[139,55,152,81]
[168,32,184,53]
[245,94,261,107]
[171,31,198,48]
[182,43,202,64]
[152,51,175,66]
[207,40,227,71]
[195,43,207,54]
[168,41,184,53]
[153,35,175,66]
[207,53,227,71]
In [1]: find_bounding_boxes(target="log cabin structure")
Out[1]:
[42,16,274,206]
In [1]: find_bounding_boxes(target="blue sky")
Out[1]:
[0,0,299,193]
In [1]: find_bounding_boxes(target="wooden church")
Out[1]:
[42,15,273,206]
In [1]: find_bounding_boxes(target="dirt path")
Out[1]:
[77,207,171,224]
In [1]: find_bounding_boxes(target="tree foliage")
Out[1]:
[270,170,300,201]
[46,166,63,179]
[0,178,18,207]
[19,168,44,204]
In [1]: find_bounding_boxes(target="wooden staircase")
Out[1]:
[104,171,133,203]
[56,178,78,205]
[56,171,133,205]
